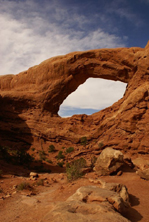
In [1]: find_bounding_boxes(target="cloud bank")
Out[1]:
[0,0,126,75]
[1,0,140,116]
[58,78,127,117]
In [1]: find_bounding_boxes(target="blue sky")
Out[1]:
[0,0,149,117]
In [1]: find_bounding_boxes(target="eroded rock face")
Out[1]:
[1,42,149,152]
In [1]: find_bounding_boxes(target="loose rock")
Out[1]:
[94,147,124,176]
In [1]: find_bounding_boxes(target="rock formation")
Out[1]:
[41,185,130,222]
[1,42,149,154]
[94,147,124,175]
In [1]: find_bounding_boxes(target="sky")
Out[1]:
[1,0,149,117]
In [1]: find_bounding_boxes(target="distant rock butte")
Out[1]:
[1,42,149,153]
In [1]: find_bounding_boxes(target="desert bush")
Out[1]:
[0,146,11,162]
[98,142,104,149]
[36,179,44,186]
[66,147,74,153]
[45,159,53,164]
[39,150,46,161]
[57,161,64,167]
[57,151,65,160]
[48,145,55,153]
[17,182,32,191]
[80,137,88,146]
[66,158,86,181]
[90,155,97,168]
[0,146,33,165]
[14,150,34,165]
[31,148,35,151]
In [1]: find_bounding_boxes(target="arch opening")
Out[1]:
[58,78,127,117]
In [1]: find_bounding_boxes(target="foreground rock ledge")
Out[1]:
[1,42,149,152]
[40,185,130,222]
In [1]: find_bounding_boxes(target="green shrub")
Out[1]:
[57,151,65,160]
[12,149,34,165]
[17,182,32,191]
[57,161,64,167]
[0,146,11,162]
[98,142,104,149]
[39,150,46,161]
[31,148,35,151]
[66,158,86,181]
[0,146,34,165]
[66,147,74,153]
[80,137,88,146]
[48,145,55,153]
[36,179,44,186]
[90,155,97,168]
[45,159,53,164]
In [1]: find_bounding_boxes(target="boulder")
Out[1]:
[40,185,130,222]
[88,178,129,205]
[136,168,149,180]
[94,147,124,175]
[132,157,149,170]
[29,172,38,179]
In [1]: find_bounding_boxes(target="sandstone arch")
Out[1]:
[0,42,149,153]
[0,46,142,116]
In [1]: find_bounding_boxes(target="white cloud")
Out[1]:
[0,0,126,75]
[59,78,127,112]
[0,0,128,115]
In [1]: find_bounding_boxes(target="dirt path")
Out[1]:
[0,171,149,222]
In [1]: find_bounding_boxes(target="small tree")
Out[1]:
[66,158,86,181]
[48,145,55,153]
[80,137,88,146]
[66,147,74,153]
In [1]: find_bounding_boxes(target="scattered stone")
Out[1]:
[89,178,106,186]
[132,157,149,170]
[30,172,38,178]
[124,156,134,168]
[5,194,11,198]
[81,167,92,174]
[13,185,17,190]
[136,168,149,180]
[94,148,124,176]
[117,170,123,176]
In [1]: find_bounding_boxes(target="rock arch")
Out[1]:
[0,42,149,153]
[0,46,142,116]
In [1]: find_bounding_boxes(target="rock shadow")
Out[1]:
[123,194,143,222]
[0,95,33,151]
[0,95,33,174]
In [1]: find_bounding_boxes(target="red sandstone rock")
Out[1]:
[1,42,149,154]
